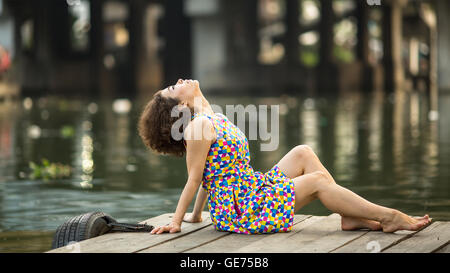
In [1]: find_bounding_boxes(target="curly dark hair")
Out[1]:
[138,91,193,157]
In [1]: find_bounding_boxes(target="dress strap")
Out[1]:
[191,111,215,121]
[191,112,222,139]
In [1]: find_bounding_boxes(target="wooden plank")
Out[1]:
[185,215,312,253]
[250,214,342,253]
[236,216,327,253]
[291,214,369,253]
[47,212,211,253]
[46,211,450,253]
[333,215,443,253]
[230,214,340,253]
[435,242,450,253]
[139,226,230,253]
[225,214,340,253]
[331,230,416,253]
[383,222,450,253]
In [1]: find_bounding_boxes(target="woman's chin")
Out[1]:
[193,81,201,93]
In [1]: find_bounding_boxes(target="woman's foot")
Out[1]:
[341,216,383,231]
[380,210,432,233]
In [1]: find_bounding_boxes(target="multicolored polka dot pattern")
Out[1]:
[191,112,295,234]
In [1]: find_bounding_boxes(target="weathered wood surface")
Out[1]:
[383,222,450,253]
[185,215,312,253]
[332,229,415,253]
[435,242,450,253]
[47,213,450,253]
[235,216,326,253]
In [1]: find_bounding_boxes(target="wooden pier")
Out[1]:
[48,212,450,253]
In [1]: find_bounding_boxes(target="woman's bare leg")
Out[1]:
[276,145,382,230]
[276,145,335,181]
[276,145,431,232]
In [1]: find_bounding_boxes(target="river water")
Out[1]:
[0,90,449,252]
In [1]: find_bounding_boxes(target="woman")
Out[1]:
[138,79,431,235]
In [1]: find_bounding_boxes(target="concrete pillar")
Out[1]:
[245,0,259,66]
[185,0,226,90]
[26,0,52,89]
[419,2,438,113]
[90,0,105,95]
[318,0,334,65]
[284,0,300,66]
[34,0,51,62]
[436,0,450,91]
[356,0,376,92]
[356,1,370,64]
[382,0,407,92]
[223,0,258,67]
[162,0,191,86]
[317,0,338,93]
[129,0,146,94]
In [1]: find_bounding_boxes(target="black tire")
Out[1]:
[51,212,117,249]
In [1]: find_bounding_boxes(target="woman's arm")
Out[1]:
[184,187,208,222]
[151,117,215,234]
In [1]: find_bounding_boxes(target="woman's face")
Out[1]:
[160,79,200,104]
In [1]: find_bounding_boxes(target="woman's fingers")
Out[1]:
[157,226,171,234]
[150,225,170,234]
[150,222,181,235]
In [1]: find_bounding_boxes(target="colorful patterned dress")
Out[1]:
[191,112,295,234]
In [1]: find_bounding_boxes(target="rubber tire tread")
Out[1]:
[51,212,114,249]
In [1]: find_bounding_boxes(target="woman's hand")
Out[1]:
[183,213,203,223]
[150,222,181,235]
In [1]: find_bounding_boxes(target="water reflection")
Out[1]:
[334,92,360,182]
[73,108,95,189]
[0,90,449,253]
[0,101,18,183]
[104,99,132,189]
[367,90,384,173]
[393,90,407,185]
[300,98,321,155]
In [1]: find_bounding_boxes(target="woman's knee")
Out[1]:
[294,170,331,196]
[292,145,315,160]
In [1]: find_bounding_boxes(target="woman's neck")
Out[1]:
[192,94,214,115]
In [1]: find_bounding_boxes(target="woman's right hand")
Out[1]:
[183,213,203,223]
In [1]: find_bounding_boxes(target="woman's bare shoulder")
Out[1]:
[184,115,216,143]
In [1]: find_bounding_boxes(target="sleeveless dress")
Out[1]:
[191,112,295,234]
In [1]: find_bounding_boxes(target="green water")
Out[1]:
[0,90,449,252]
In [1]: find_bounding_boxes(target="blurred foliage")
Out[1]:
[28,159,72,181]
[300,49,319,67]
[333,45,355,63]
[60,125,75,139]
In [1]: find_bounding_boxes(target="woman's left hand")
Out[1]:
[150,222,181,235]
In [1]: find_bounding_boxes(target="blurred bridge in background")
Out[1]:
[0,0,449,98]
